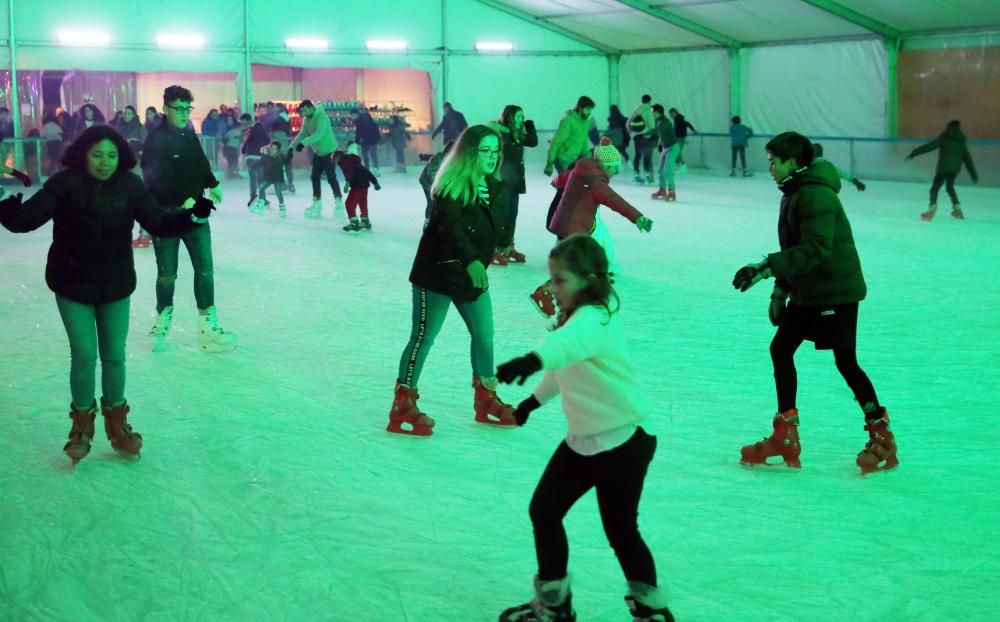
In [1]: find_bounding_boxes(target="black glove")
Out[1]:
[373,183,381,191]
[496,353,543,385]
[295,143,305,152]
[852,178,866,191]
[512,396,541,426]
[192,196,216,219]
[0,192,23,211]
[768,287,788,327]
[524,120,535,129]
[8,169,31,187]
[287,148,295,158]
[733,261,772,292]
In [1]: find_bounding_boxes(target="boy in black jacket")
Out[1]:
[141,85,236,353]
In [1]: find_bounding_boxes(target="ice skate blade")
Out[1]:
[199,342,237,353]
[740,456,801,469]
[386,421,433,437]
[474,416,518,428]
[858,456,898,475]
[528,296,556,319]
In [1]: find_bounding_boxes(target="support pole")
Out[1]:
[242,0,253,114]
[728,46,742,115]
[8,0,24,172]
[608,54,620,106]
[441,0,449,105]
[886,38,899,138]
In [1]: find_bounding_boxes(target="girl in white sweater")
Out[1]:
[496,234,672,622]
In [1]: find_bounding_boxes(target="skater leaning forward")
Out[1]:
[731,131,897,474]
[905,119,978,221]
[495,235,673,622]
[387,124,519,436]
[0,126,216,463]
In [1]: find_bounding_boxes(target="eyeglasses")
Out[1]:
[478,148,500,157]
[165,104,195,115]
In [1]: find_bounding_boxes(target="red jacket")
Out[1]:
[548,158,642,238]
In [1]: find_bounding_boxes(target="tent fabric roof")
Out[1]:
[493,0,1000,52]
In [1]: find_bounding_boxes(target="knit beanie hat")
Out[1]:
[593,136,622,166]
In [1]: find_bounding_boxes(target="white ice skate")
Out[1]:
[249,198,265,215]
[304,199,322,219]
[198,306,237,353]
[149,306,174,352]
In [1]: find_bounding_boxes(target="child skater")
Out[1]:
[496,234,673,622]
[336,143,382,231]
[531,138,652,317]
[905,119,978,221]
[250,141,293,216]
[812,143,866,191]
[0,125,215,463]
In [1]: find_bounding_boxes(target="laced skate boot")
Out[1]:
[625,581,675,622]
[387,381,435,437]
[740,408,801,468]
[645,173,655,185]
[530,281,557,318]
[343,217,361,232]
[951,203,964,219]
[149,306,174,352]
[856,408,898,474]
[131,233,152,248]
[633,173,644,184]
[473,376,517,427]
[920,203,937,221]
[64,401,97,463]
[360,216,372,230]
[198,306,237,353]
[650,188,667,200]
[249,198,265,215]
[742,169,754,177]
[665,190,677,202]
[508,245,526,263]
[493,249,510,266]
[305,199,322,219]
[729,169,737,177]
[500,575,576,622]
[101,400,142,458]
[278,204,287,217]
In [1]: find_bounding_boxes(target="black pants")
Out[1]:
[530,428,658,585]
[361,143,379,170]
[546,188,564,234]
[731,145,746,169]
[311,152,342,200]
[770,303,878,414]
[633,136,653,175]
[930,172,958,204]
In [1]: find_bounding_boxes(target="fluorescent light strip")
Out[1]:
[285,37,329,50]
[366,40,407,51]
[156,34,206,49]
[475,41,514,52]
[57,29,111,46]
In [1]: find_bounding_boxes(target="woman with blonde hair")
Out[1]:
[387,125,518,436]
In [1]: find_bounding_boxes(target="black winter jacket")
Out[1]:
[767,160,867,306]
[499,121,539,195]
[409,177,511,302]
[0,169,200,305]
[141,123,219,207]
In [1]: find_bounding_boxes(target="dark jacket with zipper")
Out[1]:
[499,121,539,195]
[141,122,219,208]
[0,169,200,305]
[767,160,867,306]
[907,125,979,179]
[409,177,511,302]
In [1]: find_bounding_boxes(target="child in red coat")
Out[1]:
[336,143,381,232]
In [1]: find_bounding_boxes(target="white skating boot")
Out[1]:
[249,198,265,215]
[149,306,174,352]
[198,306,237,353]
[305,199,322,219]
[625,581,675,622]
[500,575,576,622]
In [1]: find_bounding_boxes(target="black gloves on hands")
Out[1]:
[0,192,23,211]
[496,353,543,386]
[512,396,541,426]
[769,287,788,327]
[374,183,382,191]
[192,196,216,219]
[295,143,305,152]
[635,215,653,232]
[852,178,866,191]
[733,261,773,292]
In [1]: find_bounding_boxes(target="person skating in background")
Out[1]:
[732,131,895,475]
[222,114,244,180]
[0,126,215,464]
[492,104,538,266]
[812,143,865,191]
[418,140,454,228]
[250,141,293,217]
[605,104,631,163]
[337,143,381,232]
[117,105,153,249]
[544,96,596,176]
[241,113,271,207]
[41,114,65,176]
[628,95,656,184]
[729,115,754,177]
[668,107,696,174]
[388,125,517,437]
[289,99,344,219]
[269,104,295,193]
[351,107,382,176]
[496,235,673,622]
[142,84,236,354]
[387,115,411,174]
[905,119,978,221]
[431,101,468,145]
[650,104,680,202]
[144,106,162,135]
[70,104,106,141]
[532,138,652,317]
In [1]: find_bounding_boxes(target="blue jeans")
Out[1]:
[55,295,131,409]
[657,143,680,191]
[152,223,214,312]
[397,287,494,386]
[505,192,521,242]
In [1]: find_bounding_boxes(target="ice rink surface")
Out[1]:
[1,168,998,621]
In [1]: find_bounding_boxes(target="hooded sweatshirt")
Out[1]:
[290,109,338,157]
[767,159,867,306]
[548,158,642,238]
[907,125,979,179]
[547,109,592,166]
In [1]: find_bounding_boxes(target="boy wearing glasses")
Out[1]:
[142,85,236,353]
